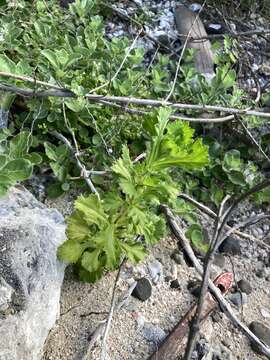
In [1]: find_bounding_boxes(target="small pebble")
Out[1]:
[237,279,252,294]
[148,260,163,284]
[170,279,181,289]
[187,280,201,298]
[132,278,152,302]
[249,321,270,355]
[142,323,166,345]
[207,23,223,34]
[260,308,270,319]
[213,254,225,268]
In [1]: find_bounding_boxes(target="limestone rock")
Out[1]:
[0,187,66,360]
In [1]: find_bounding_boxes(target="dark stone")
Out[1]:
[187,280,201,298]
[132,278,152,301]
[249,321,270,355]
[170,251,183,265]
[227,220,235,227]
[170,279,181,289]
[237,279,252,294]
[218,236,241,255]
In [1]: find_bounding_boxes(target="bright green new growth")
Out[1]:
[58,108,209,282]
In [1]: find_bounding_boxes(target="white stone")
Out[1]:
[0,187,66,360]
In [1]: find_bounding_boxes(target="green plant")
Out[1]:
[0,129,42,195]
[58,108,209,281]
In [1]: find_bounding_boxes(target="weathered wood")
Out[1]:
[148,273,233,360]
[175,5,214,80]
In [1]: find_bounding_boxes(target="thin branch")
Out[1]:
[98,99,236,123]
[178,28,270,42]
[238,117,270,164]
[179,193,270,250]
[162,206,270,359]
[1,82,270,118]
[184,179,270,358]
[184,195,230,360]
[101,258,126,360]
[81,280,137,360]
[52,127,100,199]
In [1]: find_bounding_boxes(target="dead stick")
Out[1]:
[162,206,270,359]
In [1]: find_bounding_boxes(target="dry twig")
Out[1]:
[1,82,270,119]
[81,279,137,360]
[162,206,270,359]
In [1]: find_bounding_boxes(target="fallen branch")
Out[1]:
[162,206,270,359]
[1,82,270,118]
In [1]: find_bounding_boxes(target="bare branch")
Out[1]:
[162,206,270,359]
[1,82,270,118]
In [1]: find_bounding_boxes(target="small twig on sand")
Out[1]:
[101,258,126,360]
[162,206,270,359]
[81,276,137,360]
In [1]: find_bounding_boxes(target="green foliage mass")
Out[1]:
[58,108,209,281]
[0,0,269,282]
[0,129,42,196]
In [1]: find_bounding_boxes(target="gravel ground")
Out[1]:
[42,191,270,360]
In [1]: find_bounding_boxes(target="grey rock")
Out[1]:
[249,321,270,355]
[237,279,252,294]
[0,187,66,360]
[228,292,247,308]
[142,323,166,345]
[132,278,152,301]
[148,260,163,284]
[218,236,241,255]
[206,23,223,34]
[213,254,225,268]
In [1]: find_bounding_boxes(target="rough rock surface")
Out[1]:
[0,186,66,360]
